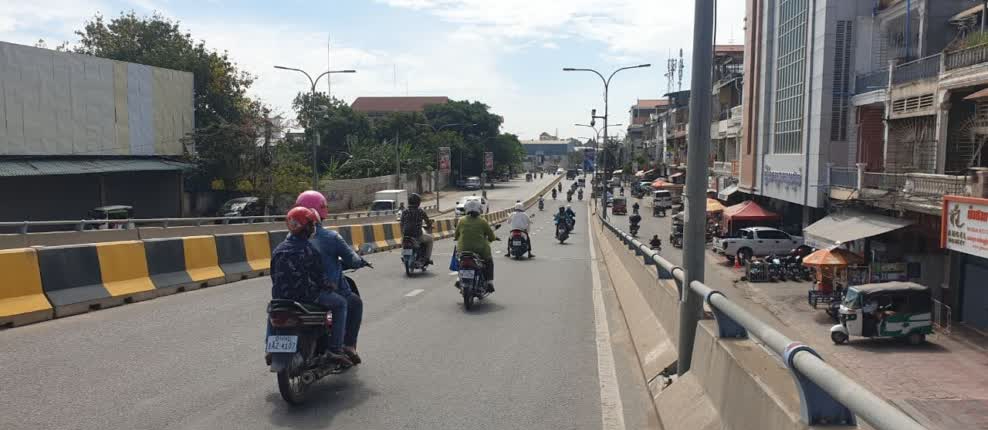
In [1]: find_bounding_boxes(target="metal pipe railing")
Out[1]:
[597,214,927,430]
[0,205,439,234]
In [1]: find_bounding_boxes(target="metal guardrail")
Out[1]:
[829,166,858,188]
[946,42,988,71]
[854,69,888,94]
[598,215,927,430]
[892,54,941,85]
[0,205,439,234]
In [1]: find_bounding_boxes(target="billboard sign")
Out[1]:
[484,152,494,171]
[438,146,451,173]
[942,195,988,259]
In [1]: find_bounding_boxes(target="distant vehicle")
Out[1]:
[369,189,408,213]
[455,196,488,216]
[85,205,134,230]
[652,190,673,210]
[713,227,804,262]
[217,197,264,218]
[611,197,628,215]
[464,176,482,190]
[566,169,578,180]
[556,168,565,175]
[577,168,584,176]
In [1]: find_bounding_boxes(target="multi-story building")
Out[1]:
[662,90,691,177]
[521,132,575,171]
[710,45,745,198]
[626,99,669,170]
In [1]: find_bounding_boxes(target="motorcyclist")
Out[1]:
[455,200,498,291]
[270,207,353,366]
[399,193,434,264]
[555,206,575,233]
[506,203,534,258]
[538,195,545,210]
[295,191,368,364]
[558,182,563,192]
[632,201,640,215]
[629,211,642,233]
[649,234,662,250]
[565,205,577,231]
[552,188,558,200]
[578,188,583,200]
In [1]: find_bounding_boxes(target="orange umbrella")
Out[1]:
[652,179,672,188]
[802,247,865,267]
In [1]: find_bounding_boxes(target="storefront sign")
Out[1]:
[763,170,802,185]
[942,195,988,259]
[484,152,494,171]
[438,147,451,174]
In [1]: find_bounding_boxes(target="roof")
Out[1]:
[521,140,570,145]
[851,282,929,294]
[0,157,193,177]
[803,209,912,249]
[965,87,988,100]
[350,96,449,113]
[634,99,670,109]
[723,201,782,221]
[714,45,745,53]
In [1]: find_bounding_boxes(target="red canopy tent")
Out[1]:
[721,201,781,233]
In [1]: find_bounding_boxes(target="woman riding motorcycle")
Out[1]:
[455,200,498,291]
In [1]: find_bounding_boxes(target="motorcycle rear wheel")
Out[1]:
[276,358,308,405]
[404,259,412,276]
[463,283,475,310]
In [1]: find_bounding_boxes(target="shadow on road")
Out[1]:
[266,373,375,429]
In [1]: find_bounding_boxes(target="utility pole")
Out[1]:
[678,0,715,377]
[395,131,401,189]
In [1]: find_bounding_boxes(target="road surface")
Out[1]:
[0,190,658,430]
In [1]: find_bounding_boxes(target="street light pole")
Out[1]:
[677,0,715,377]
[273,65,356,190]
[564,64,650,218]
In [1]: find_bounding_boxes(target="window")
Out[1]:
[831,20,853,141]
[757,230,790,239]
[774,0,809,154]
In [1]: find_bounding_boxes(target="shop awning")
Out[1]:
[613,169,624,175]
[722,200,780,221]
[717,184,738,201]
[965,87,988,100]
[803,210,913,249]
[669,172,684,179]
[0,157,193,177]
[634,170,645,177]
[707,198,725,213]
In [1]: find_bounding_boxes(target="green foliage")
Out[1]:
[292,92,373,170]
[961,31,988,49]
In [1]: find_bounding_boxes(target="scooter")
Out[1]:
[456,251,490,310]
[578,190,584,201]
[555,222,570,244]
[629,222,640,238]
[507,229,530,259]
[538,200,544,211]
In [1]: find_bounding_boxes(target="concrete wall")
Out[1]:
[318,171,448,212]
[0,41,193,156]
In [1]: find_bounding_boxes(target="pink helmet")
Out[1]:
[295,191,328,220]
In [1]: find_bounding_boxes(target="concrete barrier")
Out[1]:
[181,236,225,287]
[95,241,157,303]
[267,230,288,253]
[37,244,118,317]
[0,248,53,327]
[214,233,263,282]
[243,232,271,273]
[143,238,200,296]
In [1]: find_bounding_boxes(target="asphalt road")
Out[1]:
[435,173,559,216]
[0,186,657,430]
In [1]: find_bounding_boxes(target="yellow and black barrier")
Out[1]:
[0,248,52,327]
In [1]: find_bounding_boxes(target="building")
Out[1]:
[521,133,574,171]
[710,45,745,198]
[350,96,449,120]
[662,90,691,173]
[626,99,669,170]
[0,41,194,223]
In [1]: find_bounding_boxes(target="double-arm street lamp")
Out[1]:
[274,65,356,189]
[575,122,623,180]
[564,64,650,216]
[414,122,477,209]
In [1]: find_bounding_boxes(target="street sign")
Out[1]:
[438,147,451,173]
[484,152,494,171]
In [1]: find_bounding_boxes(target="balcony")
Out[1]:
[712,160,739,178]
[945,42,988,71]
[891,54,941,85]
[855,69,888,94]
[829,164,978,214]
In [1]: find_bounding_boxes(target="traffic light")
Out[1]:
[590,109,596,127]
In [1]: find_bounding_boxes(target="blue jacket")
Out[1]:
[310,224,365,296]
[271,234,332,303]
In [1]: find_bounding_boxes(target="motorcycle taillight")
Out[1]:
[459,258,477,269]
[269,311,300,328]
[511,231,524,239]
[402,238,415,248]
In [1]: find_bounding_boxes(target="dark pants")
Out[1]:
[343,293,362,348]
[316,290,348,352]
[483,256,494,281]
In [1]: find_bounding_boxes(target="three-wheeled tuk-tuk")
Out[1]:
[611,197,628,215]
[830,282,933,345]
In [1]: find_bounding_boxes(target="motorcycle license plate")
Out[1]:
[512,240,523,246]
[402,249,414,256]
[458,269,475,279]
[265,335,298,353]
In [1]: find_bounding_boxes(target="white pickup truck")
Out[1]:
[712,227,804,261]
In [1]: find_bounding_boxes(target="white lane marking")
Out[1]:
[405,289,425,297]
[588,210,626,430]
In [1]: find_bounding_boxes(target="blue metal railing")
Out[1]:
[597,215,927,430]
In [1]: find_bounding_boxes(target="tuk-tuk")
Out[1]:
[86,205,134,230]
[830,282,933,345]
[577,177,586,188]
[670,223,684,248]
[652,190,672,216]
[611,197,628,215]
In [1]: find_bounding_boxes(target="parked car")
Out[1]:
[713,227,804,262]
[85,205,133,230]
[455,196,488,216]
[463,176,482,190]
[217,197,264,218]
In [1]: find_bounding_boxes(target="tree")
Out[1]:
[292,92,372,172]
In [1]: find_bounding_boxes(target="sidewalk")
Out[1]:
[627,195,988,430]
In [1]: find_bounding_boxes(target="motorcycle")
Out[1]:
[552,190,557,200]
[555,221,570,244]
[578,190,584,201]
[456,251,491,310]
[507,229,530,259]
[266,272,366,405]
[538,200,544,211]
[400,223,433,276]
[629,222,640,238]
[766,255,783,282]
[567,193,573,203]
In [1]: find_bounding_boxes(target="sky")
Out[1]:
[1,0,745,140]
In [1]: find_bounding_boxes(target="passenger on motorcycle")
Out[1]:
[632,202,640,215]
[506,203,534,258]
[455,200,498,291]
[566,205,577,231]
[649,234,662,250]
[555,207,574,233]
[295,191,368,364]
[270,207,353,366]
[399,193,433,264]
[629,212,642,234]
